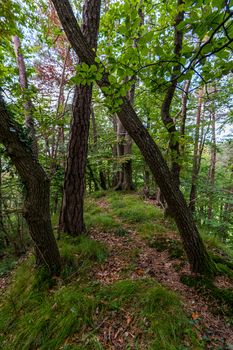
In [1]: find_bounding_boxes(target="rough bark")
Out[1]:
[13,35,38,157]
[0,93,61,274]
[51,0,215,275]
[59,0,101,235]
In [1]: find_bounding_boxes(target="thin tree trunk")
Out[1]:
[0,154,7,246]
[13,35,38,157]
[87,161,99,191]
[59,0,101,235]
[189,87,204,213]
[180,80,191,155]
[91,107,107,190]
[208,111,216,220]
[52,0,216,274]
[0,93,61,274]
[122,84,135,191]
[115,118,126,190]
[112,116,119,188]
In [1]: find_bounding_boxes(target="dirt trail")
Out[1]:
[90,198,233,349]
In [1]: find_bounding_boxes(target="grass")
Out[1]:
[0,255,17,276]
[1,191,233,349]
[84,197,119,231]
[58,235,108,280]
[108,193,162,224]
[149,235,185,260]
[0,266,203,349]
[201,231,233,260]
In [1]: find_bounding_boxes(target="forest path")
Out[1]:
[89,195,233,349]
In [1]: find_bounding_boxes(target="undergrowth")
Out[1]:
[0,235,203,350]
[1,192,233,349]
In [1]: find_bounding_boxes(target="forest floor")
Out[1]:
[0,191,233,350]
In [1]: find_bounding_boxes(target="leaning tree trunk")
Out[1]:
[51,0,216,275]
[59,0,101,235]
[0,92,61,274]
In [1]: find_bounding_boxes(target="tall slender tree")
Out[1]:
[189,87,205,213]
[59,0,101,235]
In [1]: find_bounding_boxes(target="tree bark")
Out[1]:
[0,93,61,274]
[59,0,101,235]
[51,0,216,274]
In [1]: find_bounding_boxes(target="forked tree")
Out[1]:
[51,0,216,275]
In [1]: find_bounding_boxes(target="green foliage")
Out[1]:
[71,63,104,86]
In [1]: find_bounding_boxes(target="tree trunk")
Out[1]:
[208,111,216,220]
[189,87,204,213]
[59,0,101,235]
[0,93,61,274]
[180,80,191,155]
[51,0,216,275]
[122,84,135,191]
[114,117,126,190]
[13,35,38,157]
[0,154,7,247]
[91,107,107,190]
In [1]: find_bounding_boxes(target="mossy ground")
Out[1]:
[0,191,232,349]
